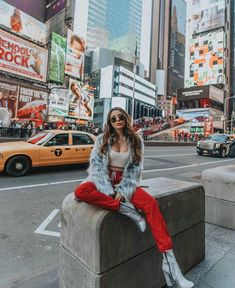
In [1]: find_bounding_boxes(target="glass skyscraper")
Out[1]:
[73,0,142,62]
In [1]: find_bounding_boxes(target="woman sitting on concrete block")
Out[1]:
[74,107,194,288]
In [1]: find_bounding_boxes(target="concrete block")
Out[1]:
[201,165,235,229]
[59,177,205,288]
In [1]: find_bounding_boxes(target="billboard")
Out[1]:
[5,0,45,22]
[48,33,66,83]
[48,87,70,116]
[0,0,47,44]
[68,79,94,121]
[0,81,18,120]
[65,29,86,79]
[45,0,67,21]
[185,29,225,88]
[189,0,225,35]
[0,29,48,82]
[17,86,48,121]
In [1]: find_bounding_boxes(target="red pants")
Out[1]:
[74,170,172,252]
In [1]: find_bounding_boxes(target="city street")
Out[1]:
[0,145,234,288]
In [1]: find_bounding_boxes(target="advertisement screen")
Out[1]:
[17,86,48,121]
[0,29,48,82]
[185,29,225,88]
[0,81,18,124]
[0,0,47,44]
[189,0,225,35]
[65,29,86,79]
[48,87,69,116]
[48,32,66,83]
[68,79,94,121]
[45,0,67,21]
[5,0,45,22]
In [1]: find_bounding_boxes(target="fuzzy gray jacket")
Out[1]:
[82,133,144,200]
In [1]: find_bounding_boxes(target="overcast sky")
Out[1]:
[140,0,152,76]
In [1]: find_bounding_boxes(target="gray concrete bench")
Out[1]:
[59,177,205,288]
[202,165,235,230]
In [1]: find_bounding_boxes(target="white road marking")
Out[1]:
[142,158,234,173]
[0,159,233,191]
[34,209,60,238]
[145,153,196,158]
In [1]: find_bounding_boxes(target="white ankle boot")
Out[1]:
[162,250,194,288]
[119,202,146,232]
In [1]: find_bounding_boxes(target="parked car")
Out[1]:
[0,130,95,176]
[196,134,235,158]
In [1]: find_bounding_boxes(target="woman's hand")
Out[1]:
[114,192,124,202]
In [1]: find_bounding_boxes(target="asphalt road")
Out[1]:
[0,145,234,288]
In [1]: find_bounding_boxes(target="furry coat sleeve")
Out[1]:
[83,134,115,196]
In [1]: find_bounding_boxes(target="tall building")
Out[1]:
[68,0,142,63]
[149,0,186,98]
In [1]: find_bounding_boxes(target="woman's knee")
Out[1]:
[74,182,96,199]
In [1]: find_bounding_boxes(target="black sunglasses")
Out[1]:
[110,114,125,123]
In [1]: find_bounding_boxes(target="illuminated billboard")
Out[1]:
[0,29,48,82]
[0,81,18,120]
[65,29,86,79]
[48,87,70,117]
[17,87,48,121]
[185,29,225,87]
[189,0,225,35]
[48,32,66,83]
[45,0,67,21]
[68,79,94,121]
[0,0,47,44]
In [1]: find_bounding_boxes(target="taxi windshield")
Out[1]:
[207,134,227,142]
[27,132,54,145]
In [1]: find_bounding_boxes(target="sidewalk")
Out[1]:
[187,223,235,288]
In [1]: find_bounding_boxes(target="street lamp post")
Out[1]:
[223,95,235,133]
[131,39,138,124]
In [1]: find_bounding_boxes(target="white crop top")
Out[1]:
[109,147,131,168]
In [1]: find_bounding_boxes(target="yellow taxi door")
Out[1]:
[39,133,71,166]
[70,133,94,164]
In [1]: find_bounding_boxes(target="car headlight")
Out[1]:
[215,143,220,148]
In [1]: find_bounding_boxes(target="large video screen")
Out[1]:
[0,0,47,44]
[48,32,66,83]
[0,29,48,82]
[185,29,225,88]
[65,29,86,79]
[189,0,225,35]
[68,79,94,121]
[45,0,67,21]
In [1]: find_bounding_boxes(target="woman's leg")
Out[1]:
[130,187,172,252]
[74,181,120,211]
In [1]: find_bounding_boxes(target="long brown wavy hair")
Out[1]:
[100,107,142,164]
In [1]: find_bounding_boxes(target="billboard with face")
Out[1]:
[68,79,94,121]
[0,81,18,120]
[0,0,47,44]
[48,87,70,117]
[65,29,86,79]
[0,29,48,82]
[45,0,67,21]
[48,33,66,83]
[185,29,225,87]
[17,86,48,121]
[189,0,225,35]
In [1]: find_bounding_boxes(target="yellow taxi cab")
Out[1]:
[0,130,96,176]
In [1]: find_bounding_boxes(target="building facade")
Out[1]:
[149,0,186,98]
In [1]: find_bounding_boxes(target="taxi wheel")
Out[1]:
[229,145,235,158]
[220,148,227,158]
[6,156,31,177]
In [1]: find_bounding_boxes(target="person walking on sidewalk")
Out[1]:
[74,107,194,288]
